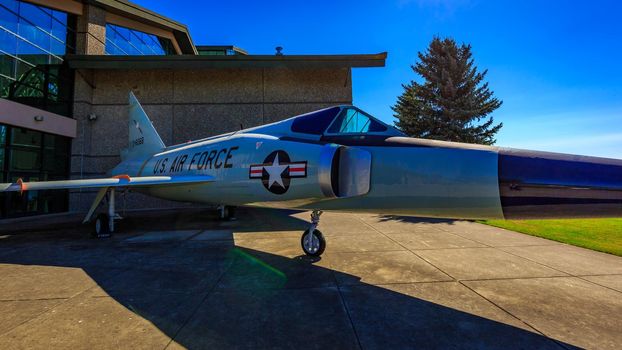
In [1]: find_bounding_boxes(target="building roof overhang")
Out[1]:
[65,52,388,69]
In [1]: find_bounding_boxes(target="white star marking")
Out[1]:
[263,153,288,188]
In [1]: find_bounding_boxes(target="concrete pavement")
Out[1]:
[0,208,621,349]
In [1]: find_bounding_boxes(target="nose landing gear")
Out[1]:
[301,210,326,256]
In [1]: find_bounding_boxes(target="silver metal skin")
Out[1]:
[307,144,504,219]
[336,147,372,199]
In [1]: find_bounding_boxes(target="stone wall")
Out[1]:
[75,4,106,55]
[69,67,352,211]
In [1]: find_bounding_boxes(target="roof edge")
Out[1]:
[66,52,388,69]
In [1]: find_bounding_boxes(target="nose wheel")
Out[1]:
[302,229,326,256]
[301,210,326,256]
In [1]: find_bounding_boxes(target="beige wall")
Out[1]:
[69,67,352,211]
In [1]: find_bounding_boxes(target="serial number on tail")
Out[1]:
[131,137,144,147]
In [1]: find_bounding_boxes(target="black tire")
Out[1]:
[92,213,111,238]
[227,206,236,220]
[301,229,326,256]
[219,206,237,221]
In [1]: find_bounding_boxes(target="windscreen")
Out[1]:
[327,108,388,134]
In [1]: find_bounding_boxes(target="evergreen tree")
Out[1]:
[393,37,502,145]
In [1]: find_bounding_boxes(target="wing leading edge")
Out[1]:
[0,175,215,193]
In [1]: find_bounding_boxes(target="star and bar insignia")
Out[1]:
[249,150,307,194]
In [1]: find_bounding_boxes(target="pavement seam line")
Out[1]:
[329,260,364,350]
[0,297,70,302]
[356,216,574,350]
[0,269,122,338]
[412,231,577,279]
[333,275,583,287]
[574,276,622,294]
[458,280,570,349]
[439,222,567,250]
[0,267,127,338]
[0,239,181,339]
[496,247,622,294]
[0,298,70,339]
[361,220,620,349]
[458,275,577,283]
[355,216,456,281]
[186,229,206,241]
[431,223,496,248]
[162,249,234,350]
[381,224,486,243]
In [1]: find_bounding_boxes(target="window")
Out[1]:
[327,108,387,134]
[105,23,175,55]
[290,107,341,135]
[197,46,246,56]
[0,0,75,116]
[0,124,5,181]
[0,123,69,218]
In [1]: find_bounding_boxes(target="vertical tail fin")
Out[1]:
[122,91,165,160]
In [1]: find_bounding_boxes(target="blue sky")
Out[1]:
[135,0,622,158]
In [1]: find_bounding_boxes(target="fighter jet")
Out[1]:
[2,92,621,256]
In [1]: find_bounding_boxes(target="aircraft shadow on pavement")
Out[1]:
[376,215,460,226]
[0,213,577,349]
[0,207,310,235]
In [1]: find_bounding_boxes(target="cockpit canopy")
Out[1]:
[290,106,399,136]
[241,105,403,140]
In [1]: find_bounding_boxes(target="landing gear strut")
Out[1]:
[83,187,121,238]
[218,205,237,221]
[301,210,326,256]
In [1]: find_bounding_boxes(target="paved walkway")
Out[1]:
[0,208,621,349]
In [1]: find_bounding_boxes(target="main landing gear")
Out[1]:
[83,187,122,238]
[301,210,326,257]
[218,205,237,221]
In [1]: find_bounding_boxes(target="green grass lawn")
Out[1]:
[480,218,622,256]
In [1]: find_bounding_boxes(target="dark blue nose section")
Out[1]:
[498,149,622,219]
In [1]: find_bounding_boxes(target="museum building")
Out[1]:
[0,0,386,218]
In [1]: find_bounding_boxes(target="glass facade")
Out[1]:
[0,123,70,218]
[0,0,75,116]
[105,23,175,55]
[0,1,185,219]
[0,0,74,218]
